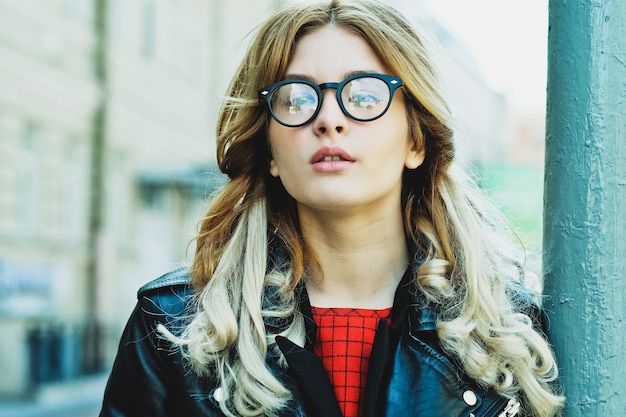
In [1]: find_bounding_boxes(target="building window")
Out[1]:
[106,153,129,244]
[109,0,129,42]
[17,123,39,238]
[142,0,157,59]
[166,0,183,73]
[63,0,94,21]
[62,138,86,244]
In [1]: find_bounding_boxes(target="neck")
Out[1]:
[299,206,409,309]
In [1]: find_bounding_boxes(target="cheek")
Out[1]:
[268,124,292,177]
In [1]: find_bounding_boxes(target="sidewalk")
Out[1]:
[0,374,107,417]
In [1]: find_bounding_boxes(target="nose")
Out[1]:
[312,89,349,136]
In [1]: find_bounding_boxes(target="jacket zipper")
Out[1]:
[496,398,521,417]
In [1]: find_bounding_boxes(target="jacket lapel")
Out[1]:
[363,266,422,416]
[275,335,343,417]
[363,319,389,417]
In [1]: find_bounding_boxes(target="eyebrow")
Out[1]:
[282,70,378,83]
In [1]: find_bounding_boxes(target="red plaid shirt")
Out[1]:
[311,306,393,417]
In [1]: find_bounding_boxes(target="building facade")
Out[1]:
[0,0,274,398]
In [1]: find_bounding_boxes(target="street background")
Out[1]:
[0,0,548,415]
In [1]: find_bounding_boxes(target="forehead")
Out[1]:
[286,26,389,80]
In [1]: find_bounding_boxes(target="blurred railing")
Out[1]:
[27,320,111,387]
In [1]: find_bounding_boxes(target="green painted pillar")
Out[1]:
[543,1,626,415]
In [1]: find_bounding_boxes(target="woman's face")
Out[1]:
[268,26,424,216]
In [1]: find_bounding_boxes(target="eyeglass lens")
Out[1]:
[269,76,391,126]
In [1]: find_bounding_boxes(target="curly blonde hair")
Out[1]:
[172,1,565,416]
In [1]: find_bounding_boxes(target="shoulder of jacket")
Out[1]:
[138,267,191,296]
[136,267,194,322]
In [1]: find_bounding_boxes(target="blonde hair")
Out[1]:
[173,1,565,416]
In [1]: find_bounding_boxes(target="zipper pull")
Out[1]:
[497,398,521,417]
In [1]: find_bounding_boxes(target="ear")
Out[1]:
[405,146,425,170]
[269,159,280,177]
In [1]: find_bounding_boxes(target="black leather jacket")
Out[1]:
[100,267,529,417]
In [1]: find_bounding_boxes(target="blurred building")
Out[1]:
[0,0,536,404]
[0,0,274,399]
[399,0,546,251]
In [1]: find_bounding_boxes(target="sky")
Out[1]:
[421,0,549,111]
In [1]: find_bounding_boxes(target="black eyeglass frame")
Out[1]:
[258,73,404,127]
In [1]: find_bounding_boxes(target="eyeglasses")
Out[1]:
[258,73,403,127]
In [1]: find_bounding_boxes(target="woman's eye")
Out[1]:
[287,88,317,114]
[291,94,316,107]
[345,78,387,108]
[350,93,380,104]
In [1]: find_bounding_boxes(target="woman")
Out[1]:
[100,1,564,416]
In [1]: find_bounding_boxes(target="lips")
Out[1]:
[310,146,355,164]
[310,146,355,173]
